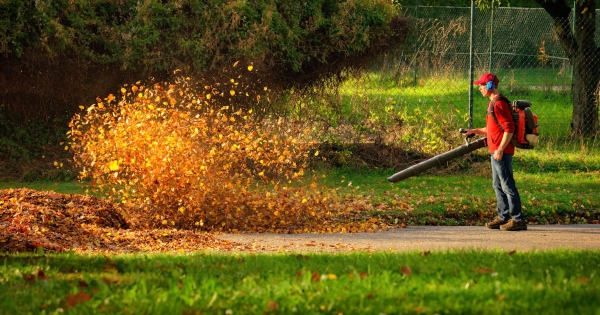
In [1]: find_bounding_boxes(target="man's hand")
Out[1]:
[493,149,503,161]
[463,129,476,137]
[463,127,487,137]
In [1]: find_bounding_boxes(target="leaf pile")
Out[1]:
[0,187,405,254]
[0,188,238,253]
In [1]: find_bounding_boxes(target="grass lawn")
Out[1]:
[339,70,577,140]
[1,250,599,315]
[3,142,599,226]
[0,181,85,195]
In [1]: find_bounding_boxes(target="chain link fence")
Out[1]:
[372,6,599,144]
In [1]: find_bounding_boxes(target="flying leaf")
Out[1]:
[109,161,119,171]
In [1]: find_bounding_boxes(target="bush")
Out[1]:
[0,0,399,74]
[2,0,408,167]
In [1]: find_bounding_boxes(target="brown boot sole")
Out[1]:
[486,221,509,229]
[500,225,527,231]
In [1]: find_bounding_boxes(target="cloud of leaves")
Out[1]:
[68,72,386,232]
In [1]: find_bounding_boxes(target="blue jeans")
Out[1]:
[491,154,524,222]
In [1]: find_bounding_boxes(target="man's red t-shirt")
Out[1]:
[486,95,515,155]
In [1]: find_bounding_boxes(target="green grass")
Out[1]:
[3,146,599,226]
[319,163,599,225]
[339,70,577,140]
[1,251,599,315]
[0,181,86,195]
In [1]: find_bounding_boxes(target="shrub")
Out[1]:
[2,0,408,166]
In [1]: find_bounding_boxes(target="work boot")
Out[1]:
[500,219,528,231]
[486,217,509,229]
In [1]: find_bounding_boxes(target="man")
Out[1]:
[464,73,527,231]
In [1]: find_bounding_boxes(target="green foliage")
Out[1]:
[0,106,69,160]
[0,0,404,167]
[0,0,397,73]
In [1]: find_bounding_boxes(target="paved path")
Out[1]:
[218,225,600,252]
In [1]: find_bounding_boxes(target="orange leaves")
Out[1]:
[65,80,392,234]
[22,269,49,282]
[311,270,320,282]
[0,188,237,253]
[109,160,119,171]
[66,291,92,308]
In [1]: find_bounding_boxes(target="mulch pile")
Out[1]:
[0,188,241,253]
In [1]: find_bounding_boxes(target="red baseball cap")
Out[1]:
[474,73,499,85]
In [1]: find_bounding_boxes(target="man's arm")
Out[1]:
[493,131,513,161]
[465,127,487,136]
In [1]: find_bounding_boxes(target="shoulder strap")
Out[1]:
[487,95,510,130]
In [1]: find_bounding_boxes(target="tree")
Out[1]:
[531,0,599,137]
[477,0,598,136]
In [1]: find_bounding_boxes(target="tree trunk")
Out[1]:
[572,2,600,137]
[534,0,599,137]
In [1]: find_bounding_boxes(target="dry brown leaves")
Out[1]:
[0,188,238,253]
[0,188,404,254]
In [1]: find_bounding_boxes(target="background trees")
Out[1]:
[0,0,407,162]
[531,0,598,136]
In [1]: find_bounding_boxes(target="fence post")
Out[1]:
[571,1,575,104]
[489,5,494,71]
[413,0,419,87]
[469,0,476,128]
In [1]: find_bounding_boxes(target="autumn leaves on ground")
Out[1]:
[1,71,399,254]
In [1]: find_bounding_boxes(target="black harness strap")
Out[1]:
[487,95,510,128]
